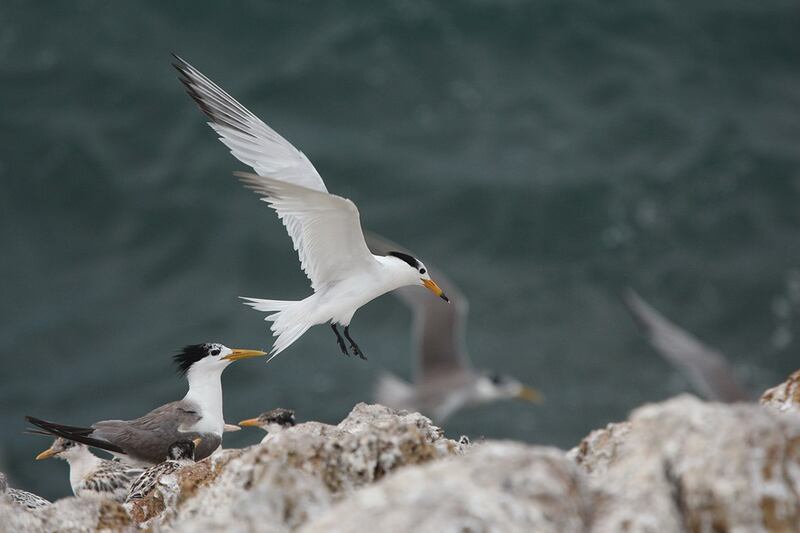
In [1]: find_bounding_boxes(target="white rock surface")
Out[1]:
[301,442,595,533]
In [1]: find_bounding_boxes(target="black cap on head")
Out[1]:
[174,344,212,375]
[259,408,296,427]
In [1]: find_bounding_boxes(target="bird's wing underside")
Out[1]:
[624,289,751,402]
[365,232,472,384]
[239,172,378,290]
[172,55,327,193]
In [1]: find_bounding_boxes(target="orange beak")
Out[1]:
[223,348,267,362]
[35,447,58,461]
[422,279,449,302]
[237,418,261,428]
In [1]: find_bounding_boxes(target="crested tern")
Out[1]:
[33,437,143,502]
[367,233,542,421]
[238,408,296,443]
[125,438,199,503]
[26,343,266,465]
[0,472,50,510]
[172,56,449,360]
[624,289,751,402]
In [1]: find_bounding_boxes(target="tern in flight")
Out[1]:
[367,233,542,421]
[173,56,449,359]
[26,344,266,465]
[624,289,751,402]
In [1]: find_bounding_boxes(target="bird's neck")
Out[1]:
[183,367,225,434]
[66,449,104,490]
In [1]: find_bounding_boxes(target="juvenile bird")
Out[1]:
[33,437,143,502]
[0,472,50,510]
[238,408,296,443]
[125,439,199,503]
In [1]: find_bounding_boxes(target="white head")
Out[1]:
[473,373,543,404]
[174,343,267,379]
[35,437,87,463]
[384,251,449,302]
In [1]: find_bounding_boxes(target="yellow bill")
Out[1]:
[237,418,261,428]
[422,279,449,302]
[517,386,544,404]
[35,447,57,461]
[192,437,203,447]
[223,348,268,362]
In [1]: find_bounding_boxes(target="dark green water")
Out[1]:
[1,1,798,499]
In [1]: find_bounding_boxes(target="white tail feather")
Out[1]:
[240,297,313,360]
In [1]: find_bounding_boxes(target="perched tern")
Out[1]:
[624,289,751,402]
[32,437,143,502]
[172,56,449,360]
[366,233,542,421]
[26,343,266,465]
[125,438,198,503]
[0,472,50,510]
[238,408,296,443]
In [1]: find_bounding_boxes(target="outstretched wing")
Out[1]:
[238,172,378,290]
[624,289,751,402]
[172,54,327,193]
[365,232,472,384]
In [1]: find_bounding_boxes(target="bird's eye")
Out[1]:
[419,268,426,274]
[489,374,503,385]
[210,349,220,356]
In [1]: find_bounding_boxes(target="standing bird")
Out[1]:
[367,233,542,422]
[238,408,296,444]
[26,343,266,465]
[125,439,198,503]
[172,56,449,360]
[32,437,143,502]
[624,289,752,402]
[0,472,50,510]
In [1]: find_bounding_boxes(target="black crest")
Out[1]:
[387,251,420,269]
[174,344,210,375]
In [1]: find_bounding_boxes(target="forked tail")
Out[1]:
[240,297,314,360]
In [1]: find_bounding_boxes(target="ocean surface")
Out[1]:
[1,1,798,499]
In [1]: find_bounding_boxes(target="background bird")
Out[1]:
[238,408,296,443]
[32,437,143,503]
[173,56,449,360]
[367,233,542,422]
[125,438,199,503]
[624,289,752,402]
[26,343,266,465]
[0,472,50,510]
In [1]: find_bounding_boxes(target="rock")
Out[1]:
[301,442,596,533]
[761,369,800,415]
[571,394,800,532]
[0,497,133,533]
[157,403,464,531]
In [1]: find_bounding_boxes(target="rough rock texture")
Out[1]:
[0,497,133,532]
[162,403,463,532]
[3,371,800,533]
[571,394,800,532]
[301,442,596,533]
[762,369,800,415]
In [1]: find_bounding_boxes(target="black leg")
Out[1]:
[330,324,348,356]
[343,326,367,360]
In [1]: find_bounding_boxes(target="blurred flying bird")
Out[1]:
[367,233,542,422]
[173,56,449,360]
[624,289,751,402]
[125,438,199,503]
[32,437,143,502]
[0,472,50,510]
[238,408,296,444]
[26,344,266,465]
